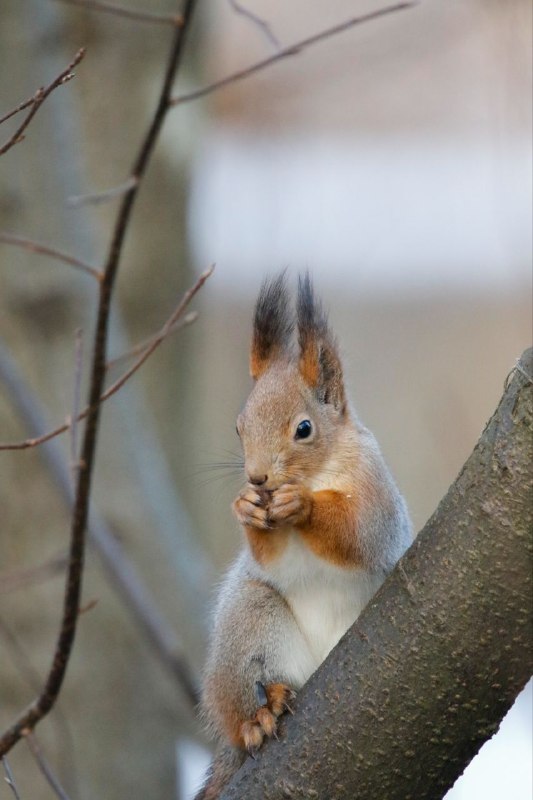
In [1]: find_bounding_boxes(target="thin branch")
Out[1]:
[171,2,416,106]
[66,176,139,208]
[0,268,211,451]
[77,598,99,615]
[101,267,213,397]
[0,0,199,757]
[53,0,184,26]
[0,617,79,792]
[0,554,67,595]
[69,329,84,483]
[1,420,68,452]
[106,310,198,369]
[0,342,202,707]
[24,733,71,800]
[227,0,280,50]
[0,49,85,157]
[2,758,21,800]
[0,96,37,126]
[0,233,102,280]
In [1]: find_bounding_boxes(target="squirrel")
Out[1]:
[195,273,412,799]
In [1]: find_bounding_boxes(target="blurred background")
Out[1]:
[0,1,531,799]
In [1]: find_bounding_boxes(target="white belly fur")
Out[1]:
[259,532,383,685]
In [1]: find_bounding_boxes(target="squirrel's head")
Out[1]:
[236,273,348,490]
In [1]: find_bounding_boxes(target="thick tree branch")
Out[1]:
[221,348,533,800]
[0,0,198,757]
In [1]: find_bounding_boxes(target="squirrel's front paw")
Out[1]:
[233,487,270,530]
[268,483,312,527]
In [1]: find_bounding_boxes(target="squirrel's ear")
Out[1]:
[297,273,346,413]
[250,272,293,380]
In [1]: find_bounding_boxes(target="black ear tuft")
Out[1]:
[297,272,346,411]
[250,271,293,379]
[297,272,328,359]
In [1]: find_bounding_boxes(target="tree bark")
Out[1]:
[221,348,533,800]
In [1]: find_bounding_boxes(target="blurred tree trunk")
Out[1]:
[221,349,533,800]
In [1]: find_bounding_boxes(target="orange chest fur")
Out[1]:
[245,489,361,569]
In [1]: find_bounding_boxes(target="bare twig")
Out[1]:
[77,598,99,615]
[53,0,183,26]
[101,267,213,396]
[0,233,101,280]
[1,420,68,451]
[0,554,67,595]
[106,310,198,369]
[24,733,71,800]
[0,96,37,126]
[172,2,415,107]
[0,342,202,706]
[2,757,21,800]
[0,49,85,156]
[69,329,84,482]
[228,0,280,50]
[0,616,79,791]
[0,268,211,451]
[0,0,199,757]
[67,176,139,208]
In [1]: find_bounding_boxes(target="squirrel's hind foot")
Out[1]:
[240,682,296,755]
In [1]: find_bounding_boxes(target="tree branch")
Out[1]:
[24,733,72,800]
[0,266,211,451]
[0,338,200,706]
[52,0,183,26]
[0,232,101,280]
[171,2,415,107]
[227,0,280,51]
[1,758,21,800]
[0,554,67,595]
[66,176,138,207]
[0,49,85,156]
[221,348,533,800]
[106,310,197,369]
[0,0,199,757]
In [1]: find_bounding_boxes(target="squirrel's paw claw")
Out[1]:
[232,492,270,530]
[241,719,266,754]
[240,682,296,754]
[265,682,297,717]
[268,484,312,526]
[240,709,276,754]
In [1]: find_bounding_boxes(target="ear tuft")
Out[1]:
[250,272,293,379]
[297,272,346,412]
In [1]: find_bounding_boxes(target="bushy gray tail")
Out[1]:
[194,746,245,800]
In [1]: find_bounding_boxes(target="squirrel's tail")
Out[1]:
[194,745,245,800]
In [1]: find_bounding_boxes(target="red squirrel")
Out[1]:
[196,273,412,798]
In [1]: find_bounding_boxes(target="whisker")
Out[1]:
[192,471,244,490]
[191,461,244,477]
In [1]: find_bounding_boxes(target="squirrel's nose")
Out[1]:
[248,473,268,486]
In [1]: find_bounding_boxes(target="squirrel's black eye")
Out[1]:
[295,419,312,440]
